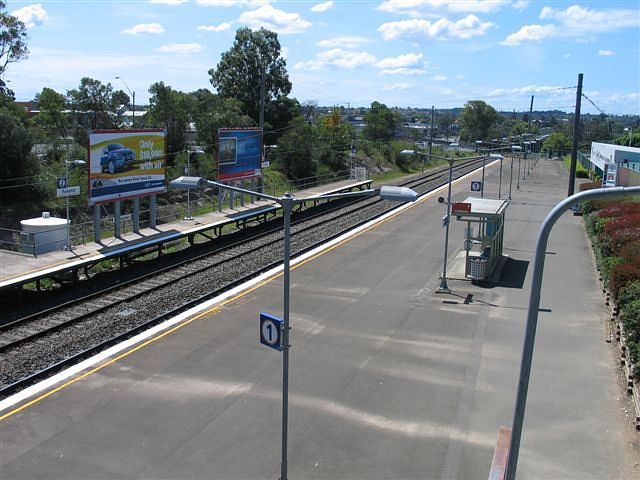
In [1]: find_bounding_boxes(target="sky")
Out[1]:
[4,0,640,115]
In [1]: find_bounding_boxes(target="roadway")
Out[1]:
[1,157,638,479]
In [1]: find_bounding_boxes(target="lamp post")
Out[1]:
[513,145,522,192]
[436,157,455,293]
[490,153,504,199]
[169,176,418,480]
[184,149,205,220]
[115,76,135,128]
[64,159,86,250]
[505,185,640,480]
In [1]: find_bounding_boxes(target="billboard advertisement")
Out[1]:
[218,128,262,181]
[88,130,166,204]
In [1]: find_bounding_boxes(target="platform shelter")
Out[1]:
[451,196,509,281]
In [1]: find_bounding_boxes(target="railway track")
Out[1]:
[0,157,486,398]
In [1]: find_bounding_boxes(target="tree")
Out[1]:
[264,96,300,145]
[274,120,316,181]
[438,111,455,140]
[67,77,119,141]
[0,107,37,204]
[209,27,291,124]
[31,87,71,162]
[363,101,397,143]
[458,100,499,141]
[543,132,571,156]
[188,88,253,170]
[147,82,191,165]
[315,108,354,172]
[33,87,69,138]
[0,0,28,99]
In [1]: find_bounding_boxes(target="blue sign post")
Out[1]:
[260,312,283,351]
[471,180,482,192]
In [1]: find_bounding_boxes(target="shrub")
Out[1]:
[610,227,640,257]
[619,242,640,265]
[602,213,640,236]
[593,216,611,235]
[599,256,624,286]
[618,281,640,308]
[609,264,640,300]
[597,202,640,219]
[621,300,640,377]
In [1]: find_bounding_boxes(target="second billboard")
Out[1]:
[218,128,263,181]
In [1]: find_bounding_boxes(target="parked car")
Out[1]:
[101,143,136,174]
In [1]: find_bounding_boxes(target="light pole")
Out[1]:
[115,76,135,128]
[169,176,418,480]
[184,149,205,220]
[490,153,504,199]
[436,157,455,293]
[505,185,640,480]
[513,145,522,192]
[64,159,86,250]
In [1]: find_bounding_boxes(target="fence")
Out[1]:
[1,169,361,256]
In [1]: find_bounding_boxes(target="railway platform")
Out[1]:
[0,178,372,292]
[1,157,638,479]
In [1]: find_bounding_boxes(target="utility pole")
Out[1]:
[427,105,435,173]
[528,95,534,133]
[568,73,583,196]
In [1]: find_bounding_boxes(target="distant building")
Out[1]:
[590,142,640,187]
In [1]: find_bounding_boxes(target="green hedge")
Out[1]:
[584,201,640,379]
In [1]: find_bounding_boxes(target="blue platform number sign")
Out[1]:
[260,312,283,351]
[471,181,482,192]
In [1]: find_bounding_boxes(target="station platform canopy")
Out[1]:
[452,196,510,282]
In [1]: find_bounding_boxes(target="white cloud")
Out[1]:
[501,24,556,46]
[383,82,412,91]
[379,67,427,75]
[454,73,465,80]
[316,36,370,49]
[598,49,615,56]
[238,4,311,34]
[486,84,571,97]
[196,0,268,6]
[149,0,188,4]
[503,5,640,46]
[377,0,509,16]
[311,1,333,13]
[198,22,232,32]
[511,0,528,11]
[155,43,203,54]
[564,53,571,58]
[431,74,447,81]
[539,4,639,32]
[379,15,494,41]
[121,23,165,35]
[11,4,48,28]
[294,48,377,70]
[376,53,423,68]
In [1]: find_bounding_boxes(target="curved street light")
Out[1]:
[115,76,135,128]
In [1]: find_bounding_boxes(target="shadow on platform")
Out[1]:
[479,257,529,289]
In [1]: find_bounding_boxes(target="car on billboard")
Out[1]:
[100,143,136,174]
